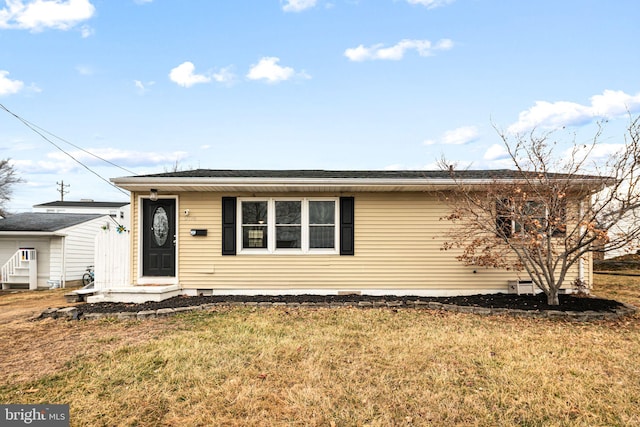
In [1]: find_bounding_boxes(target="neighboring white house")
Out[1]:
[603,213,640,259]
[0,213,112,289]
[33,200,130,229]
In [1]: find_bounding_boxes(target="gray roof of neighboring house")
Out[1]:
[0,213,105,232]
[33,200,129,209]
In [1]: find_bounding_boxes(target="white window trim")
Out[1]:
[237,197,339,255]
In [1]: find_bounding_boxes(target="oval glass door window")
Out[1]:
[152,207,169,246]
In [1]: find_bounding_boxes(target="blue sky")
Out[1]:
[0,0,639,211]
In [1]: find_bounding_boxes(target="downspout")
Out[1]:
[61,236,66,288]
[579,200,585,284]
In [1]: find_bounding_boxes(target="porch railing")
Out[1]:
[1,248,38,290]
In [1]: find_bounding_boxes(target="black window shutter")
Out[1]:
[222,197,237,255]
[340,197,355,256]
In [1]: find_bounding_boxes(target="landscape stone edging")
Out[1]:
[39,299,638,322]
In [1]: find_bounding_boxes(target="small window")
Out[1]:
[496,199,566,237]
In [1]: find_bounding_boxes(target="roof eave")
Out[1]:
[0,231,67,236]
[111,176,607,193]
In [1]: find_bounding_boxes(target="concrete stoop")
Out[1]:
[85,285,181,304]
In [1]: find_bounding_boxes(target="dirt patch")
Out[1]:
[0,289,76,325]
[0,314,176,387]
[0,288,181,387]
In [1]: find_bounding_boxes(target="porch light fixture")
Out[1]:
[150,189,158,201]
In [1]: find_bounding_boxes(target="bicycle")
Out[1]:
[82,265,94,287]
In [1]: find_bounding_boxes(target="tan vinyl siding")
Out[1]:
[130,196,139,283]
[131,191,588,293]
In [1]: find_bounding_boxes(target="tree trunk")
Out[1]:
[547,289,559,306]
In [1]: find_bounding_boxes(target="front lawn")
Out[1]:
[0,276,638,426]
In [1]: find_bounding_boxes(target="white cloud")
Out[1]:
[169,61,211,88]
[0,0,96,32]
[0,70,24,96]
[23,148,189,172]
[567,143,626,166]
[442,126,479,145]
[52,148,189,167]
[14,148,190,175]
[75,64,93,75]
[344,38,454,62]
[134,80,155,94]
[508,90,640,134]
[508,101,592,134]
[25,82,41,94]
[282,0,316,12]
[406,0,455,9]
[483,143,509,161]
[247,57,309,83]
[79,23,93,37]
[424,125,479,146]
[212,66,236,84]
[590,90,640,117]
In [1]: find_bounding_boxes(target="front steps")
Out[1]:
[1,249,38,290]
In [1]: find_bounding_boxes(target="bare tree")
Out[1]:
[0,159,22,217]
[441,116,640,305]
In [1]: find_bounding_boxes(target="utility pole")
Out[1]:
[56,180,70,201]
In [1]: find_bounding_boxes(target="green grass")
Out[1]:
[1,280,639,426]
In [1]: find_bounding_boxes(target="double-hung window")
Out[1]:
[241,201,268,248]
[496,199,566,238]
[239,198,338,253]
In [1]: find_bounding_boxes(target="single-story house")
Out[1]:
[33,200,131,229]
[0,213,112,289]
[99,169,597,303]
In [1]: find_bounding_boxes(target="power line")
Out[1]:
[0,103,131,197]
[0,103,138,175]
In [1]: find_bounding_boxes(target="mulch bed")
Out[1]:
[78,293,625,315]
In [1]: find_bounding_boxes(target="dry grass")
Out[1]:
[593,272,640,307]
[1,280,639,426]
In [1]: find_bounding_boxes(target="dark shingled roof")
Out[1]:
[127,169,602,181]
[33,201,129,208]
[0,213,105,232]
[134,169,535,179]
